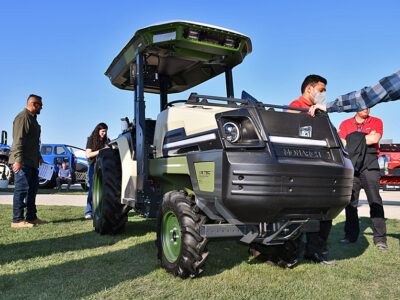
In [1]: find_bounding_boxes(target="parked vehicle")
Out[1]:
[379,143,400,191]
[39,144,89,190]
[93,21,353,278]
[0,131,12,183]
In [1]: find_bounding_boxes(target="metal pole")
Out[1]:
[134,52,147,192]
[225,68,234,98]
[160,75,168,111]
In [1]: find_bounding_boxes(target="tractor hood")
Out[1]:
[105,20,252,94]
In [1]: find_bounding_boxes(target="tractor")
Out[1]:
[92,21,353,278]
[0,131,12,183]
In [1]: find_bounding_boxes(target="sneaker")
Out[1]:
[11,221,35,228]
[84,214,92,220]
[375,242,388,250]
[27,218,49,225]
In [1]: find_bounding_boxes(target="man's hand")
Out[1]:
[309,103,327,117]
[13,162,22,173]
[39,159,44,165]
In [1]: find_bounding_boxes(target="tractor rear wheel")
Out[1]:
[156,190,208,278]
[0,160,11,182]
[92,148,128,234]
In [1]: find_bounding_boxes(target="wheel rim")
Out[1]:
[93,169,103,221]
[39,178,49,186]
[0,163,11,181]
[161,210,181,263]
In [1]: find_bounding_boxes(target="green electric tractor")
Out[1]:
[93,21,353,278]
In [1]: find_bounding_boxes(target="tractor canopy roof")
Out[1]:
[105,20,252,94]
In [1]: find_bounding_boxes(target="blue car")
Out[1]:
[0,131,12,182]
[39,144,89,190]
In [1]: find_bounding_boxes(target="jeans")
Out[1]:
[85,164,94,216]
[56,177,72,190]
[12,165,39,222]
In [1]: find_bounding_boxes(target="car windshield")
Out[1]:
[67,146,86,158]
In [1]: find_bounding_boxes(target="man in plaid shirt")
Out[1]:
[309,70,400,115]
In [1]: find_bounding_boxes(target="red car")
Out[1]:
[379,143,400,190]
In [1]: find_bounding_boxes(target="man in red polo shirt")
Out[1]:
[288,74,327,112]
[288,75,336,266]
[338,108,387,250]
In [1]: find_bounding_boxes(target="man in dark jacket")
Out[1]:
[9,94,48,228]
[338,108,387,250]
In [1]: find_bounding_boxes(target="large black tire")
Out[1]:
[92,148,128,235]
[156,190,208,279]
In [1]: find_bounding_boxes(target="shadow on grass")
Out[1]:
[51,217,92,224]
[0,240,157,298]
[0,224,248,297]
[201,239,249,277]
[329,217,375,260]
[0,218,156,265]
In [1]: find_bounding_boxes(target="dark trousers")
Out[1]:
[56,177,72,190]
[305,220,332,255]
[12,165,39,222]
[344,169,386,244]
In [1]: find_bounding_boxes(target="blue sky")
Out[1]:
[1,0,399,147]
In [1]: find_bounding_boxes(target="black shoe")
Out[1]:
[304,252,337,267]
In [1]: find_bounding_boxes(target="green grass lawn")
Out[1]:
[0,205,399,300]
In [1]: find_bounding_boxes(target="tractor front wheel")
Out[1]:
[156,190,208,279]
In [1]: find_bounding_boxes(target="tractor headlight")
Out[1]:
[223,122,240,143]
[223,37,235,48]
[186,29,200,41]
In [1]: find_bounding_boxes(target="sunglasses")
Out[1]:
[31,102,43,107]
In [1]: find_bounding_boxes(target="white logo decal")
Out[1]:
[299,126,312,138]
